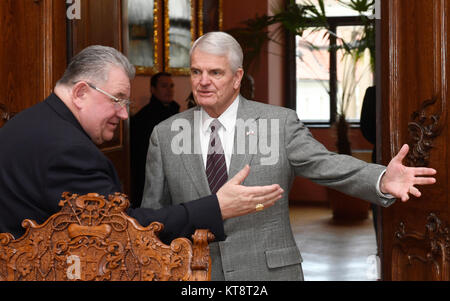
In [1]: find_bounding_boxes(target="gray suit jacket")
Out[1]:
[141,96,394,281]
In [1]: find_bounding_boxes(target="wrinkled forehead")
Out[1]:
[190,49,232,70]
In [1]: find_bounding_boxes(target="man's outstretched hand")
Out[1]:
[380,144,437,202]
[217,165,283,220]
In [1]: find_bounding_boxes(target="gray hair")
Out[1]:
[57,45,135,86]
[190,31,243,72]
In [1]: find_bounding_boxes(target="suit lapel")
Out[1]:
[183,98,261,191]
[229,96,260,178]
[180,108,211,196]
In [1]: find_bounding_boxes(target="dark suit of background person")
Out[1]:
[130,72,179,208]
[360,86,376,163]
[360,85,379,243]
[0,93,222,243]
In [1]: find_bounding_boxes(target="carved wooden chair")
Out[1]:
[0,192,214,281]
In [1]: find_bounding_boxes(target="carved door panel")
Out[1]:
[68,0,131,196]
[380,0,449,280]
[0,0,66,128]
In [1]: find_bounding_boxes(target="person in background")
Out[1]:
[130,72,180,207]
[186,92,197,109]
[360,85,379,246]
[240,73,255,100]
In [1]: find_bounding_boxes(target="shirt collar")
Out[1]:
[201,95,239,134]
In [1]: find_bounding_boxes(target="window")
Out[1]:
[295,0,374,125]
[296,27,330,122]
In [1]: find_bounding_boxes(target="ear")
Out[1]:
[71,82,89,109]
[233,68,244,90]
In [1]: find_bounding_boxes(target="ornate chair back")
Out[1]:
[0,192,213,281]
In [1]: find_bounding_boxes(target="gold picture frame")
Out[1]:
[198,0,223,36]
[164,0,196,75]
[123,0,162,75]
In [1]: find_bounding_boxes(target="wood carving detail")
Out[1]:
[394,213,450,280]
[406,97,442,167]
[0,102,16,126]
[0,192,214,281]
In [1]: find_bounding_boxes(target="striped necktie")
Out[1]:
[206,119,228,194]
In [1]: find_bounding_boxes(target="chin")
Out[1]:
[104,133,115,142]
[196,97,217,108]
[93,138,104,145]
[98,132,114,144]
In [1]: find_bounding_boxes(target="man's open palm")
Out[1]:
[380,144,437,202]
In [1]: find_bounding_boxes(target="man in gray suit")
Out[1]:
[141,32,437,280]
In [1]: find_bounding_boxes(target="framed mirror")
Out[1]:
[123,0,161,75]
[198,0,223,36]
[164,0,195,75]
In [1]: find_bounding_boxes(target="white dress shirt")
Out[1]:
[197,95,393,200]
[198,96,240,172]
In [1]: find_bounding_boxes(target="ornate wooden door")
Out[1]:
[380,0,449,280]
[1,0,131,196]
[0,0,66,127]
[69,0,131,196]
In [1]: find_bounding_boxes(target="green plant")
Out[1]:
[227,0,375,155]
[335,45,371,155]
[227,0,328,71]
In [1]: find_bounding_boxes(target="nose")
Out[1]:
[199,71,211,86]
[168,85,174,96]
[117,106,129,120]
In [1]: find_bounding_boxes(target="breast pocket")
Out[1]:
[265,246,303,269]
[245,163,282,186]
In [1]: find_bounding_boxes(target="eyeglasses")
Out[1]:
[86,82,131,110]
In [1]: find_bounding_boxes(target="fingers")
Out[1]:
[402,186,420,202]
[393,144,410,163]
[216,179,283,220]
[409,167,437,186]
[401,185,423,202]
[409,186,421,198]
[242,184,281,197]
[228,165,250,185]
[250,188,283,208]
[400,194,410,202]
[412,167,437,176]
[413,177,436,185]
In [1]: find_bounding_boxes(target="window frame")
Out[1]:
[291,15,369,128]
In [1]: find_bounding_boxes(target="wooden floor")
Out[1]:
[289,204,378,281]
